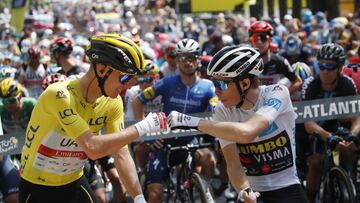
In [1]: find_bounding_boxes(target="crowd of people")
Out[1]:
[0,0,360,203]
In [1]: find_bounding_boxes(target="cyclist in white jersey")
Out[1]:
[168,46,309,203]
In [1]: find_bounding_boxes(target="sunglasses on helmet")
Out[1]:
[318,63,339,71]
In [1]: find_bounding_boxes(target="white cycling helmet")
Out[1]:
[175,38,200,56]
[207,46,263,78]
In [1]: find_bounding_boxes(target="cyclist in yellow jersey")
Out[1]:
[19,34,168,203]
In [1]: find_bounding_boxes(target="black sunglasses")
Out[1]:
[251,34,269,43]
[177,55,197,62]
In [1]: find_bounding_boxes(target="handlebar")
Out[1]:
[164,142,215,152]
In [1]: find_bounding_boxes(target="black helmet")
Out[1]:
[86,33,145,75]
[316,43,346,65]
[207,46,263,79]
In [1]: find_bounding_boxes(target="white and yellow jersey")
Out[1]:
[21,80,124,186]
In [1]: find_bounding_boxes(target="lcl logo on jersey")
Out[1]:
[88,116,107,126]
[59,109,77,119]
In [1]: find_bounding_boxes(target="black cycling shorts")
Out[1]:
[258,184,309,203]
[98,156,115,172]
[84,160,105,191]
[19,175,100,203]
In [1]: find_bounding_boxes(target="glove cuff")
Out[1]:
[134,194,146,203]
[134,120,149,137]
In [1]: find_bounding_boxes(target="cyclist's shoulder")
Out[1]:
[338,74,358,95]
[21,97,37,108]
[39,80,75,104]
[269,53,285,63]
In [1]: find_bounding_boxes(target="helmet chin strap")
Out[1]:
[93,63,113,97]
[235,80,248,108]
[329,71,340,85]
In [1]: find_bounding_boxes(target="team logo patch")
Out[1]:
[264,98,282,111]
[143,87,155,100]
[56,90,67,99]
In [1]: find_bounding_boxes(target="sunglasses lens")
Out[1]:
[119,74,133,84]
[178,55,197,62]
[137,76,153,83]
[212,80,228,91]
[319,63,337,70]
[252,35,268,43]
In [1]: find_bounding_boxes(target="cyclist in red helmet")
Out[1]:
[18,46,47,99]
[249,21,302,94]
[50,37,86,77]
[42,73,68,90]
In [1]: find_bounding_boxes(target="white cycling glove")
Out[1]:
[167,111,201,130]
[134,112,167,136]
[134,194,146,203]
[238,187,257,203]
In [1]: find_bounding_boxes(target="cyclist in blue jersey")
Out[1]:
[133,38,218,203]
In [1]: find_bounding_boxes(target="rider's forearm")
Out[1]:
[304,121,330,140]
[198,114,268,144]
[114,147,143,197]
[132,97,144,120]
[77,126,140,160]
[288,76,302,94]
[350,116,360,136]
[222,145,250,192]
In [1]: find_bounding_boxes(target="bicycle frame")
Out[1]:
[315,137,356,203]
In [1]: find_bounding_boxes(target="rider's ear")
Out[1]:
[241,78,251,90]
[96,64,107,76]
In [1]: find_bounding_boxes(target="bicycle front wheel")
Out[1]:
[327,166,356,203]
[189,172,210,203]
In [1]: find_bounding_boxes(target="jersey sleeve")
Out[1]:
[212,103,236,148]
[124,89,137,121]
[42,85,90,140]
[104,96,125,133]
[301,76,316,101]
[137,78,166,104]
[256,84,293,124]
[207,84,218,112]
[279,57,297,82]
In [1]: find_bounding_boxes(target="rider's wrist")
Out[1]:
[134,120,149,137]
[327,133,333,141]
[134,194,146,203]
[238,187,253,201]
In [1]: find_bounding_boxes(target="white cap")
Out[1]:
[284,14,293,21]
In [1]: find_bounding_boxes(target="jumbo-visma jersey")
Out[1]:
[21,80,124,186]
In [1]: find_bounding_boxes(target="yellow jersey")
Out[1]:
[21,80,124,186]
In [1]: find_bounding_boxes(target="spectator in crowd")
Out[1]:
[49,37,87,77]
[18,46,47,99]
[159,43,178,77]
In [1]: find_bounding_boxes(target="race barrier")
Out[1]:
[1,95,359,155]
